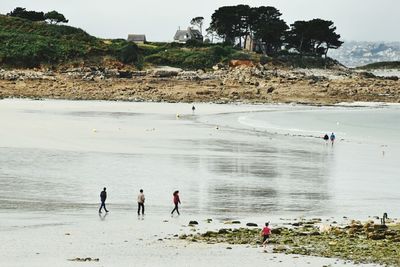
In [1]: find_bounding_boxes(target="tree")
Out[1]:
[8,7,45,21]
[190,16,204,35]
[207,5,251,47]
[286,19,343,57]
[45,11,69,24]
[251,6,288,54]
[285,21,312,55]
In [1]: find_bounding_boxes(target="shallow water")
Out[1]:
[0,100,399,227]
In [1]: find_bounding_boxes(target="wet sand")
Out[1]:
[0,212,379,267]
[0,99,397,266]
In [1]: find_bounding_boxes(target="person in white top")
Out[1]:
[137,189,145,215]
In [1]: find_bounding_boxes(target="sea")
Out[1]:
[0,99,399,228]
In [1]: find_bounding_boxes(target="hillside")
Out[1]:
[329,41,400,67]
[357,61,400,70]
[0,14,139,67]
[0,14,345,70]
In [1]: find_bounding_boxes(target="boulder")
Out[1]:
[368,232,386,240]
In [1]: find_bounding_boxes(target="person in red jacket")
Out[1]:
[260,222,271,251]
[171,190,181,215]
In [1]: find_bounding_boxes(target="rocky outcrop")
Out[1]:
[0,65,399,104]
[0,69,56,81]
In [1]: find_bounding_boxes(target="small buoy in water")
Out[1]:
[92,128,97,133]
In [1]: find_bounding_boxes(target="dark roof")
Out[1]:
[174,30,190,41]
[127,34,146,42]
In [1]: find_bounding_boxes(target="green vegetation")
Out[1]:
[207,5,343,57]
[0,6,343,70]
[144,44,238,69]
[357,61,400,70]
[0,14,138,68]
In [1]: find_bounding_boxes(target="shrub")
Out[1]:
[117,43,139,64]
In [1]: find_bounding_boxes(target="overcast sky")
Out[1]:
[1,0,399,42]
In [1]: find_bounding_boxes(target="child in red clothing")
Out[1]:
[260,222,271,250]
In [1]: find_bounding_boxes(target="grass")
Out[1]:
[0,14,138,68]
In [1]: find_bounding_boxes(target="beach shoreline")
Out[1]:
[0,210,384,267]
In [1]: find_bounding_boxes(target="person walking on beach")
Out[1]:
[323,133,329,144]
[137,189,145,215]
[260,222,271,251]
[330,132,336,146]
[99,187,109,213]
[171,190,181,215]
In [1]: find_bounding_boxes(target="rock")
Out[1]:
[368,232,386,240]
[246,223,258,227]
[384,76,399,81]
[267,86,275,93]
[189,221,199,225]
[151,67,181,77]
[271,228,282,234]
[206,219,213,223]
[131,71,147,77]
[232,221,241,224]
[359,72,376,79]
[213,63,226,71]
[309,231,320,236]
[373,224,388,231]
[273,245,287,252]
[178,71,199,80]
[218,229,230,234]
[203,231,217,237]
[118,70,133,78]
[226,246,232,249]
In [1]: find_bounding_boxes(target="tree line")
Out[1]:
[7,7,68,24]
[205,5,343,57]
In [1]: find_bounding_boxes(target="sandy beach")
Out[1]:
[1,211,382,267]
[1,99,399,266]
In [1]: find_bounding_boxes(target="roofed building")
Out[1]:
[127,34,147,44]
[173,27,203,43]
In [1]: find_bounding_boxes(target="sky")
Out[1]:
[1,0,399,42]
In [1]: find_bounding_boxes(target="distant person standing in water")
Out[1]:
[137,189,145,215]
[171,190,181,215]
[192,105,196,114]
[99,187,109,213]
[330,132,336,146]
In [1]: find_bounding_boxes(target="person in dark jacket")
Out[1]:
[99,187,109,213]
[171,190,181,215]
